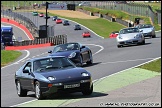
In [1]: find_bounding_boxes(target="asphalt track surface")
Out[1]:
[1,12,161,107]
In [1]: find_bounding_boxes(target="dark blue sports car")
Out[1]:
[48,42,93,66]
[14,56,93,100]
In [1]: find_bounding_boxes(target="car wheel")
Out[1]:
[16,81,27,97]
[35,81,44,100]
[152,35,156,38]
[117,45,122,48]
[77,55,83,67]
[86,52,93,65]
[142,40,145,45]
[82,84,93,95]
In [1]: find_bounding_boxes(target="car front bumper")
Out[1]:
[143,32,153,37]
[117,39,143,45]
[40,79,92,96]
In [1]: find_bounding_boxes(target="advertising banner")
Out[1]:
[48,3,67,10]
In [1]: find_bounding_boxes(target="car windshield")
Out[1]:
[137,24,152,29]
[53,43,79,53]
[75,25,80,27]
[33,57,75,72]
[119,28,139,34]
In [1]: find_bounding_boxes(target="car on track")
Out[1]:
[109,31,119,38]
[78,1,91,6]
[56,18,62,24]
[32,11,38,16]
[14,56,93,100]
[63,20,70,26]
[82,31,91,38]
[116,27,145,48]
[52,16,58,21]
[135,24,156,38]
[48,42,93,67]
[44,15,50,19]
[74,24,81,30]
[39,13,44,17]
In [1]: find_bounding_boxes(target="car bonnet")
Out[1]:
[35,67,89,80]
[119,33,141,40]
[139,28,153,33]
[49,50,79,57]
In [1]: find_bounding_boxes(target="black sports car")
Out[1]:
[14,56,93,100]
[52,16,58,21]
[63,20,70,26]
[48,42,93,66]
[74,24,81,30]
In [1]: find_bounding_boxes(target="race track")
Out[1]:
[1,12,161,107]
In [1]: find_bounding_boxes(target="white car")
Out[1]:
[78,2,91,6]
[135,24,156,38]
[116,27,145,48]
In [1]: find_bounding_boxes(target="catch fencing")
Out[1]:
[1,9,39,38]
[88,1,160,24]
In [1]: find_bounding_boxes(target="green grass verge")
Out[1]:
[1,50,22,67]
[138,58,161,73]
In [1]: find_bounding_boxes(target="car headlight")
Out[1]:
[47,76,56,81]
[81,72,89,77]
[135,34,142,38]
[118,36,122,39]
[68,52,76,58]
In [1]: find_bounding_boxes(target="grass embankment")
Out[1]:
[138,58,161,73]
[76,6,161,31]
[1,50,22,67]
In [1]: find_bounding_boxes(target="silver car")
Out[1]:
[135,24,156,38]
[116,27,145,48]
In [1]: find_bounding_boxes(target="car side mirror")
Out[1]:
[81,46,85,49]
[23,69,29,73]
[140,30,143,32]
[48,50,52,53]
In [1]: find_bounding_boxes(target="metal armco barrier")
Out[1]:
[12,35,67,46]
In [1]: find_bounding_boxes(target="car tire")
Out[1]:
[35,81,44,100]
[117,45,122,48]
[143,39,145,44]
[77,55,83,67]
[82,84,93,95]
[16,81,27,97]
[86,52,93,65]
[152,35,156,38]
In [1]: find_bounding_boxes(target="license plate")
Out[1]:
[64,83,80,89]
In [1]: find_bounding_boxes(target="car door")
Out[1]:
[80,45,89,62]
[20,62,32,90]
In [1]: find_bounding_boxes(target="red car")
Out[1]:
[82,31,91,38]
[109,31,119,38]
[56,19,62,24]
[39,13,44,17]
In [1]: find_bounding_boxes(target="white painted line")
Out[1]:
[1,50,30,69]
[10,99,37,107]
[101,57,156,64]
[2,22,32,40]
[83,44,104,56]
[93,56,161,82]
